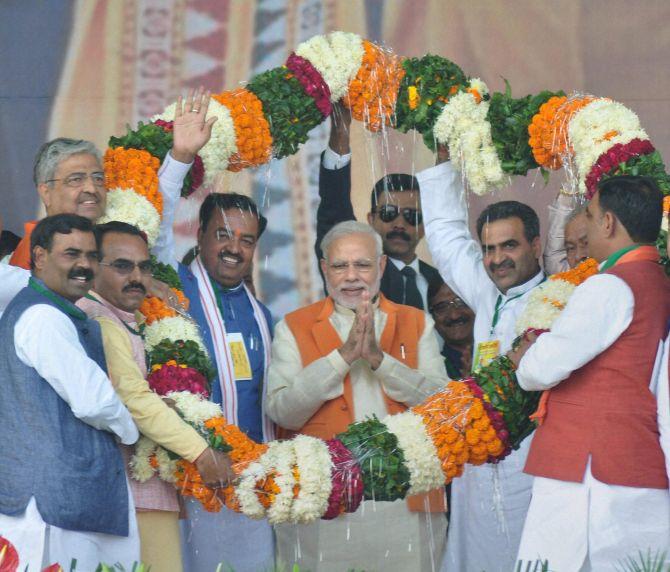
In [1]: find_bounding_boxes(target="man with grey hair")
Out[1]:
[543,189,589,273]
[0,89,215,310]
[266,220,449,571]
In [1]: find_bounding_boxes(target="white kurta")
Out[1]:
[267,301,448,571]
[0,152,190,315]
[0,304,139,570]
[515,273,670,570]
[418,161,545,572]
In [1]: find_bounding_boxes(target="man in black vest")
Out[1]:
[315,105,442,310]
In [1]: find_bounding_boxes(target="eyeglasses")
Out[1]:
[375,204,423,226]
[100,259,153,275]
[45,172,106,188]
[429,298,469,314]
[327,259,375,274]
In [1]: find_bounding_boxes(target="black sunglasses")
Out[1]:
[375,204,423,227]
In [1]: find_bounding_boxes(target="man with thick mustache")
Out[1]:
[267,220,449,571]
[0,89,215,311]
[0,214,139,570]
[418,146,545,572]
[163,192,275,572]
[76,221,235,571]
[315,104,442,310]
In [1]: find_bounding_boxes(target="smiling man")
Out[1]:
[314,104,442,310]
[418,145,545,572]
[0,214,139,570]
[76,221,234,571]
[170,192,275,572]
[267,220,448,572]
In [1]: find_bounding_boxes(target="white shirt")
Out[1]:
[15,304,138,443]
[0,152,190,314]
[266,300,447,430]
[388,255,430,310]
[418,160,544,572]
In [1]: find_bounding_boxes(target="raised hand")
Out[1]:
[329,102,352,155]
[171,87,218,163]
[359,291,383,370]
[195,447,236,488]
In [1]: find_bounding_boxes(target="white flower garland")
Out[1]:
[295,32,365,102]
[129,436,159,483]
[468,77,489,98]
[290,435,333,523]
[197,99,237,184]
[568,99,649,193]
[265,441,296,525]
[433,89,508,196]
[383,411,444,495]
[166,390,224,428]
[235,460,268,519]
[98,188,161,248]
[144,316,207,353]
[515,278,577,335]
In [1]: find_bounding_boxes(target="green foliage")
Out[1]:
[150,256,183,291]
[474,355,541,449]
[488,81,564,176]
[337,416,411,502]
[394,54,469,150]
[148,339,217,382]
[515,559,550,572]
[616,550,668,572]
[247,67,323,159]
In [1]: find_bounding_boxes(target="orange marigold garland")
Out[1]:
[139,289,188,325]
[528,95,597,170]
[103,147,163,215]
[343,40,406,131]
[213,89,273,172]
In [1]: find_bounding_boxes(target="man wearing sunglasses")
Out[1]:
[77,221,236,570]
[316,105,442,311]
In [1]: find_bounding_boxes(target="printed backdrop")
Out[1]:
[2,0,670,318]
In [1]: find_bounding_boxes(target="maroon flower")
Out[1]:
[286,53,332,118]
[323,438,364,519]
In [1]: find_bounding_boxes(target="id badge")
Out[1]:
[226,332,253,380]
[473,339,500,372]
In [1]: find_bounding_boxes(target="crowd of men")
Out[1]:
[0,91,668,572]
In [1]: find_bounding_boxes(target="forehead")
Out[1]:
[480,217,527,245]
[376,190,419,208]
[327,232,377,259]
[51,229,96,250]
[54,153,102,175]
[206,207,259,235]
[101,232,149,259]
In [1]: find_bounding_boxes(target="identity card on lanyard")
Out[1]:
[225,332,253,381]
[473,293,521,371]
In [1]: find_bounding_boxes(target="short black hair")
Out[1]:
[597,175,663,243]
[93,221,148,256]
[370,173,420,210]
[30,214,94,270]
[199,192,267,237]
[476,201,540,243]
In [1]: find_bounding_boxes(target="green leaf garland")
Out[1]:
[148,338,217,382]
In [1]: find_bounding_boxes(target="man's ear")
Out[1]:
[320,258,328,277]
[37,183,52,211]
[379,254,387,276]
[367,212,375,226]
[602,211,617,238]
[32,245,47,272]
[531,236,542,260]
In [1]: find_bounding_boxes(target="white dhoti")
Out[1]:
[442,434,533,572]
[0,485,139,571]
[517,462,670,572]
[180,497,275,572]
[275,499,447,572]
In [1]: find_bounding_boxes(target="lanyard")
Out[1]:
[489,293,523,335]
[29,277,87,321]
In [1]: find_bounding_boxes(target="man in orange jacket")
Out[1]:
[266,220,449,572]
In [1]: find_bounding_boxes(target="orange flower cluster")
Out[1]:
[552,257,598,285]
[104,147,163,215]
[412,381,504,481]
[528,95,596,169]
[343,40,406,132]
[139,289,189,325]
[176,459,223,512]
[663,195,670,216]
[213,89,273,172]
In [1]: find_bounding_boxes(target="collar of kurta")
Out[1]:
[497,268,546,300]
[599,244,660,271]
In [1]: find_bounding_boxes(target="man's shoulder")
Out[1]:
[418,259,442,284]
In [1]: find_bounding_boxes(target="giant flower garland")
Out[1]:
[100,30,670,516]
